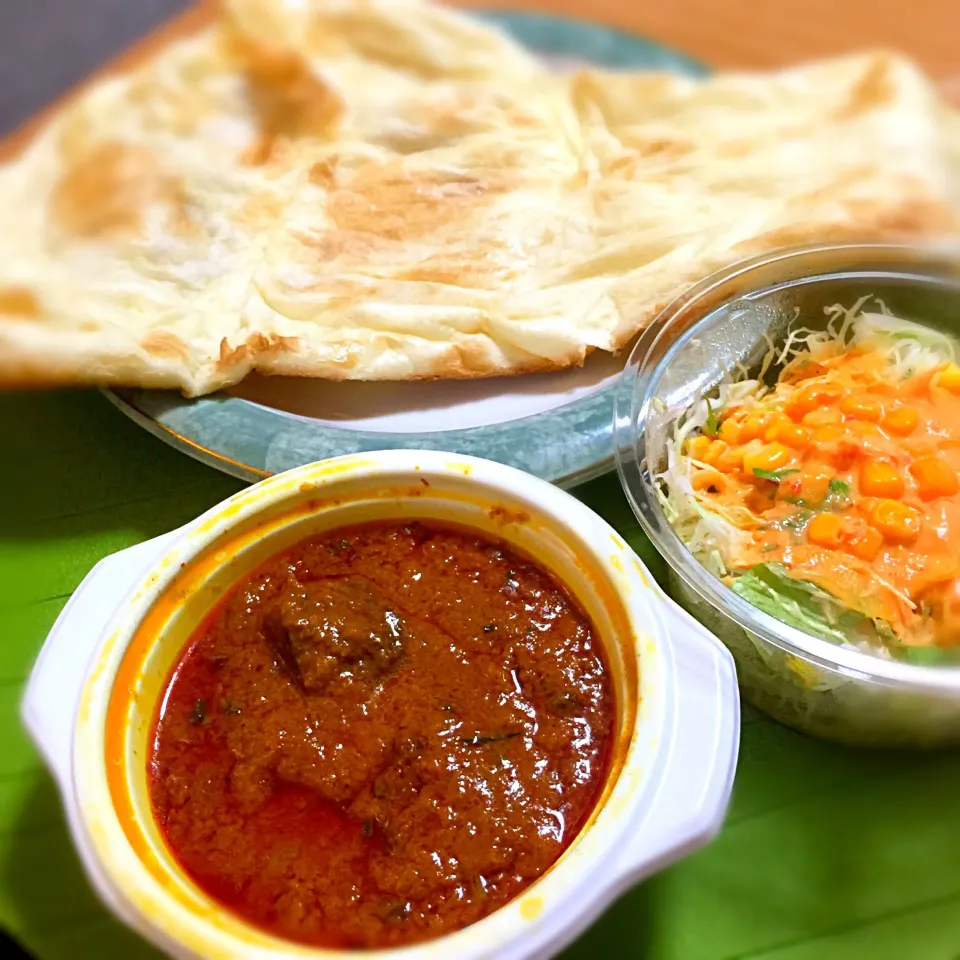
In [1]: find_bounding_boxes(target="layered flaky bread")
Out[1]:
[0,0,957,395]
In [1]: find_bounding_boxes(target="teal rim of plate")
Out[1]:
[106,10,706,488]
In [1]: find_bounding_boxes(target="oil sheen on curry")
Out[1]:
[149,521,614,948]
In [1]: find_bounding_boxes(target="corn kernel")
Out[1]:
[786,382,843,419]
[882,406,918,436]
[868,499,922,543]
[806,513,844,549]
[740,412,775,442]
[743,443,792,476]
[859,460,904,499]
[718,419,742,444]
[936,363,960,393]
[703,439,729,468]
[685,435,711,461]
[846,525,883,562]
[811,425,845,446]
[766,420,811,450]
[840,394,883,422]
[802,408,843,428]
[763,416,792,444]
[909,456,959,501]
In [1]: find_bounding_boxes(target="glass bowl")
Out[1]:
[615,243,960,747]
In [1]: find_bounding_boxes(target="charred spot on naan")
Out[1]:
[49,141,194,239]
[397,249,517,288]
[326,165,504,242]
[419,340,584,380]
[274,162,516,281]
[232,30,344,165]
[832,56,899,121]
[141,330,192,361]
[218,332,299,371]
[0,287,41,319]
[248,343,362,379]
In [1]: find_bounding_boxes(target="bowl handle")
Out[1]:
[21,532,180,791]
[613,594,740,887]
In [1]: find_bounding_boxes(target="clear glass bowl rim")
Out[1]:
[614,241,960,693]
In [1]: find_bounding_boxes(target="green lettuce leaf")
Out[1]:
[731,563,861,645]
[900,646,960,666]
[732,563,960,665]
[705,398,719,436]
[753,467,800,482]
[729,563,960,666]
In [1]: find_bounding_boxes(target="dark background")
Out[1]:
[1,3,190,955]
[1,0,189,134]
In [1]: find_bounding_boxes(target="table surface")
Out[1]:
[3,3,960,960]
[6,392,960,960]
[458,0,960,78]
[3,0,958,133]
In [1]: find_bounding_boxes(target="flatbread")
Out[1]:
[0,0,957,396]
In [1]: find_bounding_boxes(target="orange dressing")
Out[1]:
[689,348,960,648]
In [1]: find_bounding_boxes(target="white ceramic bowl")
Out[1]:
[22,450,739,959]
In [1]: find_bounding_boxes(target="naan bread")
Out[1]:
[0,0,957,395]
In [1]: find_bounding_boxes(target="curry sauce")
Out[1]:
[149,521,614,948]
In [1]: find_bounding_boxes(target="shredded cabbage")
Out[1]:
[659,297,960,663]
[658,378,766,575]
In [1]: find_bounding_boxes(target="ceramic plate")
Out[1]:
[106,11,705,487]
